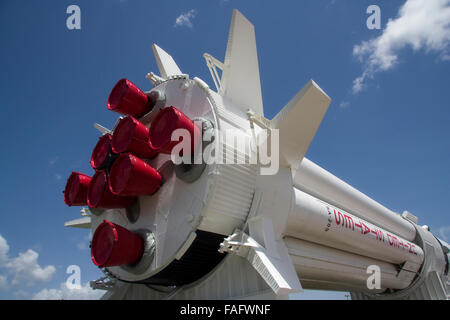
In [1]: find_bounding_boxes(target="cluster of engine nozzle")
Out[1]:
[63,79,200,268]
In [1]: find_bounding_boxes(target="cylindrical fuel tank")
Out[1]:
[285,188,424,268]
[285,237,417,293]
[293,158,416,241]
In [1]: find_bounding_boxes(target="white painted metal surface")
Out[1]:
[219,228,302,295]
[293,157,417,241]
[272,80,331,170]
[197,88,258,235]
[351,271,450,300]
[358,224,448,300]
[93,123,111,135]
[203,53,224,92]
[286,188,424,268]
[64,216,91,229]
[102,254,288,300]
[152,44,183,79]
[285,237,415,292]
[350,234,449,300]
[220,9,264,116]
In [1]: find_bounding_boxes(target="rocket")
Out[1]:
[63,9,449,300]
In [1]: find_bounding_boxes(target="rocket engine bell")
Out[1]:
[63,9,449,300]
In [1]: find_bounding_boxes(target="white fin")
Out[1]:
[64,217,91,229]
[221,9,264,115]
[272,80,331,170]
[152,44,182,79]
[94,123,111,135]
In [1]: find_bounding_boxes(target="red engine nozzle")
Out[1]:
[64,172,92,206]
[109,153,162,196]
[111,116,158,159]
[91,220,144,267]
[87,170,137,209]
[107,79,155,118]
[90,134,116,170]
[149,106,201,155]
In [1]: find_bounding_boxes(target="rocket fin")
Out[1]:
[219,229,303,295]
[93,123,111,135]
[64,217,91,229]
[221,9,264,116]
[152,44,183,79]
[272,80,331,170]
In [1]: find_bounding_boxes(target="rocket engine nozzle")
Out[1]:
[109,153,162,196]
[90,133,117,170]
[87,170,137,209]
[64,172,92,206]
[107,79,156,118]
[149,106,201,155]
[111,116,158,159]
[91,220,144,268]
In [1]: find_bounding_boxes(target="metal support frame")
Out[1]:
[203,53,224,93]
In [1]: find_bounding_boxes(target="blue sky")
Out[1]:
[0,0,449,300]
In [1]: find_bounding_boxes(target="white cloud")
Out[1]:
[439,226,450,242]
[76,233,91,251]
[0,235,9,265]
[174,9,197,29]
[0,234,56,288]
[5,250,56,286]
[352,0,450,93]
[0,275,7,290]
[32,282,105,300]
[0,234,102,300]
[13,290,30,299]
[339,101,350,109]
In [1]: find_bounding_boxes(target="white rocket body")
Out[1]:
[66,9,449,300]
